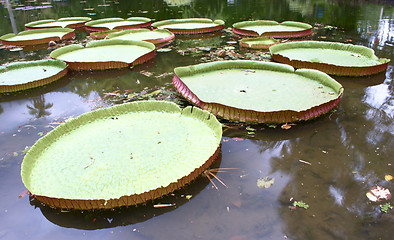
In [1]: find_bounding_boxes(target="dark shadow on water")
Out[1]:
[66,68,131,81]
[222,113,337,142]
[333,71,387,88]
[174,30,224,41]
[29,155,222,230]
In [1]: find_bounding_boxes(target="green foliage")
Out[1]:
[293,200,309,209]
[380,203,393,213]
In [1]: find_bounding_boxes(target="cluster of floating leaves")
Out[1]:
[101,82,188,107]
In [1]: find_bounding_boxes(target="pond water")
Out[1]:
[0,0,393,239]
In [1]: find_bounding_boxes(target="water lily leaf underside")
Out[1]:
[152,18,224,34]
[0,60,68,93]
[270,41,390,76]
[0,28,75,46]
[232,20,312,38]
[50,39,155,70]
[21,101,222,210]
[174,60,343,123]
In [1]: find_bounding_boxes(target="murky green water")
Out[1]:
[0,0,393,239]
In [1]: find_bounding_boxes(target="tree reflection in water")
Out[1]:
[26,95,53,118]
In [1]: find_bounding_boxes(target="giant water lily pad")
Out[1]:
[85,17,151,32]
[21,101,222,210]
[173,60,343,123]
[50,39,155,70]
[232,20,312,38]
[269,41,390,76]
[0,28,75,46]
[0,60,68,93]
[107,28,175,45]
[152,18,224,35]
[25,17,92,29]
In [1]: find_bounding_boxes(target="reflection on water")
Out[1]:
[26,95,53,119]
[0,0,393,240]
[30,158,220,230]
[164,0,194,7]
[363,66,394,118]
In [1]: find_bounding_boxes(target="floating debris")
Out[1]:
[292,200,309,209]
[257,177,275,189]
[366,186,391,202]
[153,203,176,208]
[385,174,393,181]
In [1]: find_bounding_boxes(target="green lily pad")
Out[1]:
[152,18,224,35]
[232,20,312,38]
[0,28,75,46]
[85,17,151,31]
[173,60,343,123]
[107,28,175,45]
[21,101,222,210]
[270,41,390,76]
[25,17,92,29]
[50,39,156,70]
[239,37,280,49]
[0,59,68,93]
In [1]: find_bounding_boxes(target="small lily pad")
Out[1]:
[239,37,280,49]
[233,20,312,38]
[107,28,175,45]
[85,17,151,31]
[25,17,92,29]
[50,39,155,70]
[0,59,68,93]
[0,28,75,46]
[152,18,224,35]
[270,41,390,76]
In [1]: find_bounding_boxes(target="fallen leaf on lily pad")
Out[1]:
[257,177,275,189]
[366,186,391,202]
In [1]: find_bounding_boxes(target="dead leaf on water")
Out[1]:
[18,189,30,198]
[257,177,275,189]
[366,186,391,202]
[385,174,393,181]
[232,200,242,208]
[140,70,153,77]
[281,123,292,130]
